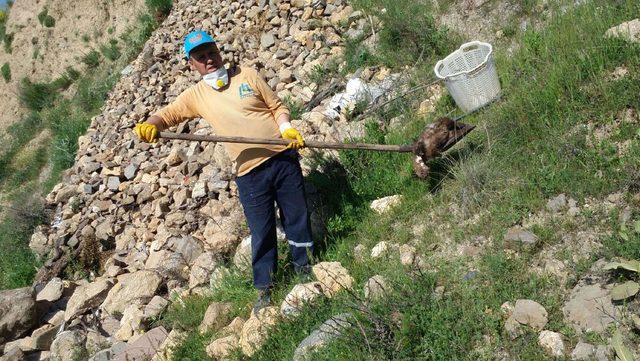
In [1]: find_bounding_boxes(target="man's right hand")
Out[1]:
[134,123,159,143]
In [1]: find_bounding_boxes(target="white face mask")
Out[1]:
[202,67,229,90]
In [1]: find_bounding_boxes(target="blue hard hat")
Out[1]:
[184,30,216,59]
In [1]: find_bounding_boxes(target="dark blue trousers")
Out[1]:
[235,149,313,290]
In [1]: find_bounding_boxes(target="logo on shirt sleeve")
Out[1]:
[238,83,255,99]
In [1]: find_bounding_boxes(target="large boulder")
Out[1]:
[65,278,114,321]
[562,284,615,333]
[0,287,37,344]
[101,270,162,315]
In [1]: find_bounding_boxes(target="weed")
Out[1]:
[18,79,57,112]
[100,39,121,61]
[282,95,304,120]
[1,62,9,82]
[343,35,377,73]
[350,0,454,68]
[4,31,13,53]
[81,34,90,43]
[37,7,55,28]
[146,0,173,19]
[81,50,101,68]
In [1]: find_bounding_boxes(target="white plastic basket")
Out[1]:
[434,41,501,113]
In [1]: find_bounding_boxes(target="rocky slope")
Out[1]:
[0,0,391,359]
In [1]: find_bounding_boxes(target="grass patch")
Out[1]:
[4,31,13,53]
[38,8,55,28]
[18,79,58,112]
[1,62,9,82]
[146,0,173,18]
[100,39,121,61]
[81,50,101,68]
[349,0,454,68]
[283,95,304,120]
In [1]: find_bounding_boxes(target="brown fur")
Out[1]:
[412,117,474,179]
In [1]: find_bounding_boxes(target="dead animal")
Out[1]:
[156,117,475,179]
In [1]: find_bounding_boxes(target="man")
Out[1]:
[134,30,313,312]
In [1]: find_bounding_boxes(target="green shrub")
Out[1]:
[81,34,90,43]
[343,35,377,72]
[1,62,9,82]
[65,66,80,81]
[37,8,47,24]
[42,15,55,28]
[81,50,101,68]
[100,40,121,61]
[350,0,453,67]
[37,8,55,28]
[282,95,304,120]
[146,0,173,18]
[18,78,57,111]
[4,32,13,53]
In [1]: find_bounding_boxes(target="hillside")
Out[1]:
[0,0,146,134]
[1,0,640,360]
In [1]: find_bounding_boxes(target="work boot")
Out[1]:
[294,264,313,283]
[253,288,272,315]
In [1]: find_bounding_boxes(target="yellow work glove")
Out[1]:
[134,122,158,143]
[280,124,305,150]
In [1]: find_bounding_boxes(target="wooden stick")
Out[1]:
[158,132,415,153]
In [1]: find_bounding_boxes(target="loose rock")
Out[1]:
[312,262,354,297]
[538,330,565,358]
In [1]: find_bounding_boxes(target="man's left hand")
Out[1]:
[281,127,305,150]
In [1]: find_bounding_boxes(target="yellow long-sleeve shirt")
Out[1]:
[154,66,290,176]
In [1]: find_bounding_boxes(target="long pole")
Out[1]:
[158,132,415,153]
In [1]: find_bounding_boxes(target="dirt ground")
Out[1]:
[0,0,146,134]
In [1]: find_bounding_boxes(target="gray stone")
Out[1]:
[65,278,114,321]
[571,341,595,360]
[0,347,25,361]
[88,349,112,361]
[112,326,168,361]
[124,164,138,180]
[36,277,64,302]
[143,296,169,320]
[594,345,612,361]
[199,302,234,334]
[605,19,640,43]
[233,236,252,271]
[538,330,565,358]
[293,314,352,361]
[107,177,121,191]
[260,33,276,48]
[281,282,324,317]
[364,275,388,301]
[101,270,162,315]
[547,194,567,212]
[192,181,208,199]
[512,299,548,331]
[562,284,615,333]
[50,330,87,361]
[504,227,538,250]
[0,287,36,344]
